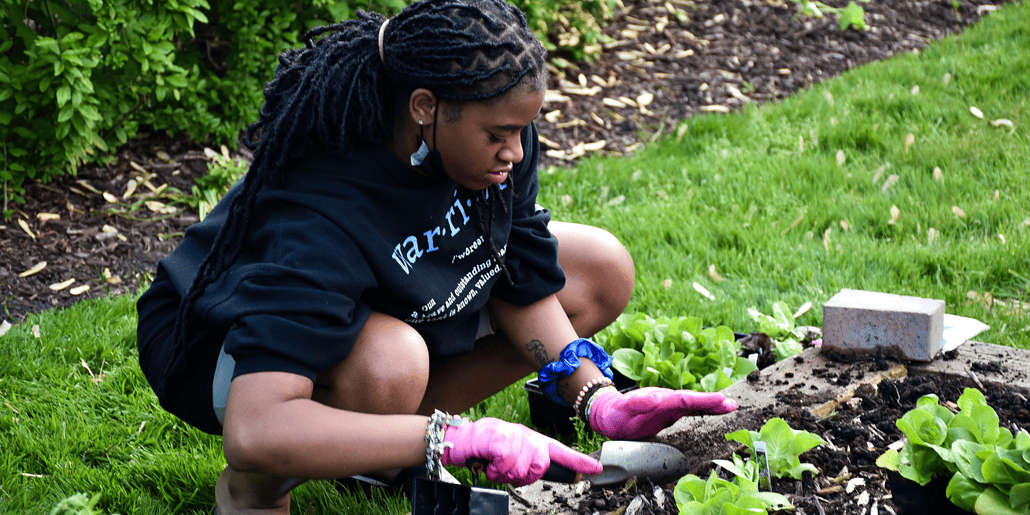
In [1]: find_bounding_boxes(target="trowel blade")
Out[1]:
[585,441,690,487]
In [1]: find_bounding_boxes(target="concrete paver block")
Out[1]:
[821,288,945,361]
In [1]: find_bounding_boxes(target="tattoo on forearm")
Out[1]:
[527,339,573,403]
[526,339,550,367]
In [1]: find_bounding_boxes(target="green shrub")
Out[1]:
[2,0,197,209]
[0,0,610,217]
[0,0,338,214]
[512,0,614,60]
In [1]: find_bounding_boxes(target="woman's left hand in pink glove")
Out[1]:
[441,417,602,487]
[589,387,738,440]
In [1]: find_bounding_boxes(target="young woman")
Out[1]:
[136,0,736,512]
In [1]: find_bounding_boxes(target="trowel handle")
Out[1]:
[541,463,582,483]
[465,459,583,484]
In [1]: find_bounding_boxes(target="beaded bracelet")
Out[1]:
[573,378,615,422]
[572,377,614,416]
[536,338,614,406]
[425,410,463,482]
[583,385,618,423]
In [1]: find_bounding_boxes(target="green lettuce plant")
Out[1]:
[674,469,793,515]
[675,417,824,515]
[876,389,1030,514]
[712,453,763,486]
[746,301,806,362]
[725,417,827,480]
[598,313,757,392]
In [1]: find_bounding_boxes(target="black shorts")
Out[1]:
[138,272,492,436]
[136,272,225,435]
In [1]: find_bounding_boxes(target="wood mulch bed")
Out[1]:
[0,0,1008,323]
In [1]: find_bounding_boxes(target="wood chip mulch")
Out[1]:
[0,0,1009,324]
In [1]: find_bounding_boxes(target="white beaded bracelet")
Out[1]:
[573,377,614,420]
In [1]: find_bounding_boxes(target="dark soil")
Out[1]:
[564,370,1030,515]
[0,0,1011,323]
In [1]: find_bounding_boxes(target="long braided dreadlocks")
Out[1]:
[171,0,549,371]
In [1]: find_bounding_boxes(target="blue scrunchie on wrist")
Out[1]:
[537,338,614,406]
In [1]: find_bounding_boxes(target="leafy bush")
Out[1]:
[511,0,614,61]
[1,0,612,217]
[0,0,324,213]
[790,0,867,30]
[876,389,1030,514]
[184,146,248,221]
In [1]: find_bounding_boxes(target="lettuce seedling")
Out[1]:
[675,418,822,514]
[674,469,793,515]
[712,453,762,486]
[601,314,757,391]
[725,417,826,480]
[746,301,806,362]
[877,388,1030,514]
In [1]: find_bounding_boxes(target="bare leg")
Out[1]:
[550,221,635,337]
[215,467,302,515]
[418,332,536,415]
[216,223,634,511]
[215,312,431,514]
[310,312,430,414]
[418,221,635,415]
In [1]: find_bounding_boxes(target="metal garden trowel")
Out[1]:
[544,440,691,488]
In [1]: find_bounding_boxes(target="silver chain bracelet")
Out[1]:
[425,409,463,482]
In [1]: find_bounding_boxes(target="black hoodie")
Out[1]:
[140,123,563,386]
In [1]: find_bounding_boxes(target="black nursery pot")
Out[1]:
[524,369,637,438]
[887,472,971,515]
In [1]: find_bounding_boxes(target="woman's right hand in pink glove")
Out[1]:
[589,387,737,440]
[440,417,602,487]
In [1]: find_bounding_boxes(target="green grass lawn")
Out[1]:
[2,2,1028,513]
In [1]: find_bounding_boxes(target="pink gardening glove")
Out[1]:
[441,417,602,487]
[589,387,738,440]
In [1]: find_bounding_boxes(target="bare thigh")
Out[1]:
[550,221,635,336]
[311,311,430,415]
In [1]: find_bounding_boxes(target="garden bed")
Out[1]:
[511,342,1030,514]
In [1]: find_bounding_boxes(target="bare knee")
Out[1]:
[585,228,635,319]
[313,312,429,414]
[553,222,636,336]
